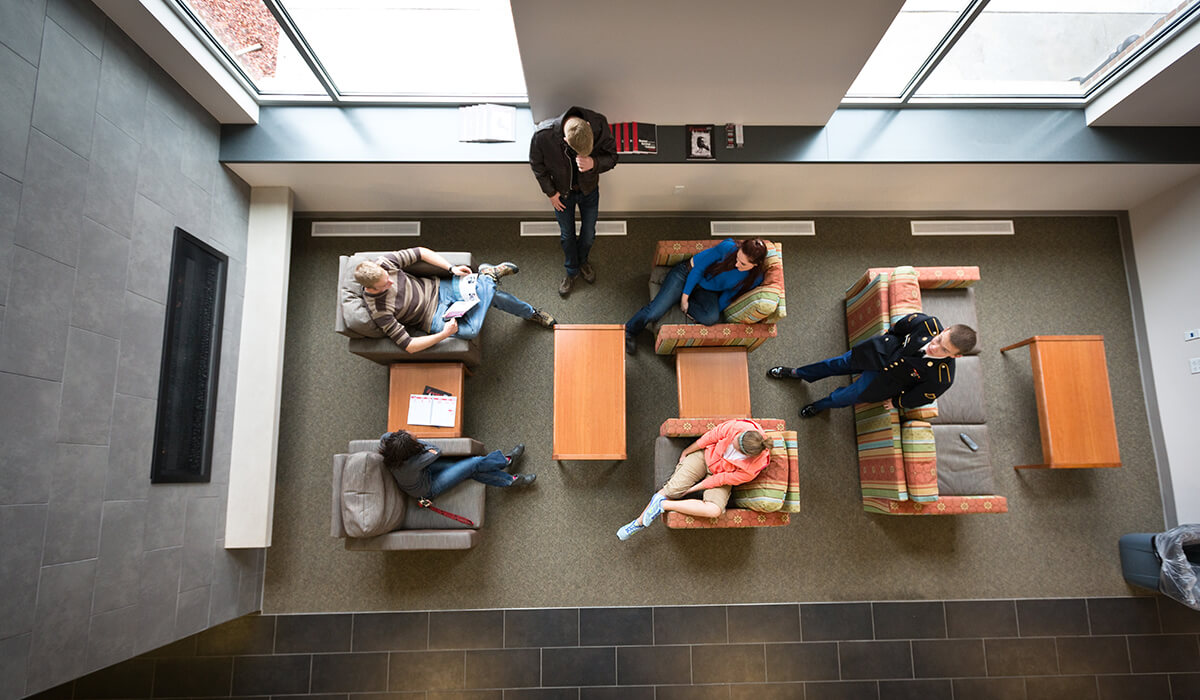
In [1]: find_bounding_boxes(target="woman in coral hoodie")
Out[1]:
[618,418,769,540]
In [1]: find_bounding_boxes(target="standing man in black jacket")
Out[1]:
[529,106,618,297]
[767,313,977,417]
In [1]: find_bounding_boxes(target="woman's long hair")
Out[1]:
[703,238,769,297]
[379,430,424,468]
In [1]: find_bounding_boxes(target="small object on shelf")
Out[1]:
[610,122,657,154]
[960,433,979,451]
[686,125,715,160]
[724,123,744,148]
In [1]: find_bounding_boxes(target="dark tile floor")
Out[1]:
[32,595,1200,700]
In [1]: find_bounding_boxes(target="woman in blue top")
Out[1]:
[625,237,768,354]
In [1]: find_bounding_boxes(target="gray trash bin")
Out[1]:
[1120,525,1200,611]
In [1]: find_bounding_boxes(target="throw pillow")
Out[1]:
[730,433,788,512]
[340,451,406,538]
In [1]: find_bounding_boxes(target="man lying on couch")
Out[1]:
[354,247,557,354]
[768,312,976,418]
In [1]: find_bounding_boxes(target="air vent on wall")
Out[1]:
[520,221,627,237]
[710,221,815,237]
[311,221,421,237]
[911,220,1014,236]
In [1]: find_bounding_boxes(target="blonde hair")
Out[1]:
[564,117,593,157]
[737,431,767,456]
[354,260,387,288]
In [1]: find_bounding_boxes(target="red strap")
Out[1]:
[417,498,475,527]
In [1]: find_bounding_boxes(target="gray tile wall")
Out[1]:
[0,1,263,698]
[31,596,1200,700]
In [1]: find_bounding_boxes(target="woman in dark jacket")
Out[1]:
[379,430,535,500]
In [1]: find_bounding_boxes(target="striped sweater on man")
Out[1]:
[363,248,439,350]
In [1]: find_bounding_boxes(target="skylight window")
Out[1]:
[846,0,1200,104]
[174,0,527,102]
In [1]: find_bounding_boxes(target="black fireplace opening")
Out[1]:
[151,227,228,484]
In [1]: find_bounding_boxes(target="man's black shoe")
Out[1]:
[625,333,637,355]
[505,443,525,470]
[509,473,537,487]
[799,404,821,419]
[767,366,797,380]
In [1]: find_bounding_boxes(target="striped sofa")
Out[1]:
[846,266,1008,516]
[648,240,786,354]
[653,418,800,529]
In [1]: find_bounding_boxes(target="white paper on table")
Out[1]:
[407,394,457,427]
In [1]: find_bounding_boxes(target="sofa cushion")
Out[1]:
[888,266,923,323]
[931,424,996,496]
[901,421,938,503]
[920,287,982,355]
[340,452,406,538]
[927,355,985,425]
[401,480,485,530]
[730,431,792,512]
[723,263,783,324]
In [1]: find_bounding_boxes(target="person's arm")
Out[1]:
[588,113,618,174]
[529,133,560,199]
[417,248,470,276]
[682,241,733,296]
[402,319,458,354]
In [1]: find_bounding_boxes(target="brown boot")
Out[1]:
[479,261,519,283]
[558,274,576,297]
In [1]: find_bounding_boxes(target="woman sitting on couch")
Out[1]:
[379,430,535,502]
[623,237,767,355]
[617,418,769,540]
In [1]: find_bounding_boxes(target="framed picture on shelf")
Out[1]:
[686,125,715,160]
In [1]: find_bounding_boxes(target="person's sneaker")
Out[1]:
[799,403,821,419]
[528,309,556,328]
[558,274,576,297]
[625,333,637,356]
[504,444,525,470]
[478,261,519,283]
[580,262,596,284]
[639,493,666,527]
[616,518,646,541]
[767,366,798,380]
[509,473,536,487]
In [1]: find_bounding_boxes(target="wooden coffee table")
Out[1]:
[553,325,625,460]
[1000,335,1120,469]
[386,362,466,438]
[675,347,751,418]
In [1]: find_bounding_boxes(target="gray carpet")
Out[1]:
[264,215,1162,613]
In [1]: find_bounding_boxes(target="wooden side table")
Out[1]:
[386,362,466,438]
[1000,335,1121,469]
[675,347,751,419]
[553,325,626,460]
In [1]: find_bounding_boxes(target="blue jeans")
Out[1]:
[794,349,881,411]
[429,275,535,339]
[625,261,723,337]
[554,188,600,276]
[426,450,514,498]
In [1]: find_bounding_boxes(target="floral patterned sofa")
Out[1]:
[653,418,800,528]
[845,266,1008,516]
[647,240,786,354]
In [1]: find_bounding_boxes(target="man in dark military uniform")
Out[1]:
[767,313,977,418]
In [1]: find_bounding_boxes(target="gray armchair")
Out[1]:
[335,251,482,366]
[331,437,487,551]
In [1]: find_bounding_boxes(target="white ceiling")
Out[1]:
[509,0,905,125]
[227,161,1200,214]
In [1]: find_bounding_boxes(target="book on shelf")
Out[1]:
[610,122,657,154]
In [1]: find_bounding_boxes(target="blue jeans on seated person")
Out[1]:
[426,450,514,499]
[624,261,723,337]
[795,349,881,411]
[428,275,536,339]
[555,188,600,277]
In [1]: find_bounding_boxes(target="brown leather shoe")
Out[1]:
[528,309,556,328]
[479,261,519,283]
[580,262,596,284]
[558,275,576,297]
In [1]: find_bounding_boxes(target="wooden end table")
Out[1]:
[1000,335,1121,469]
[553,324,626,460]
[386,362,466,438]
[675,347,751,418]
